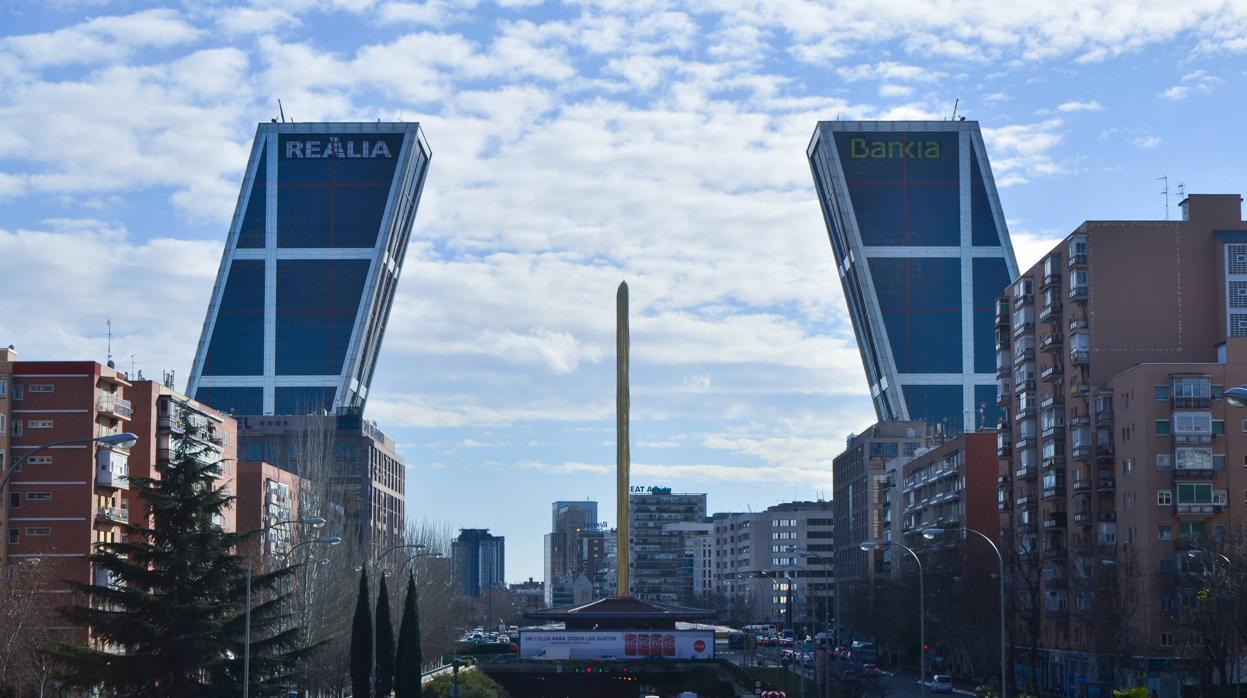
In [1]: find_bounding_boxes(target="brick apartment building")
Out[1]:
[237,461,309,565]
[995,194,1247,694]
[896,431,999,557]
[1,350,238,604]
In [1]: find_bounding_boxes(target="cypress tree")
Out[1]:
[351,566,374,698]
[394,573,422,698]
[47,406,310,696]
[375,574,396,696]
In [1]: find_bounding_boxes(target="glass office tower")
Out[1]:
[188,122,431,416]
[808,121,1018,434]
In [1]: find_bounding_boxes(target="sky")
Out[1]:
[2,0,1246,582]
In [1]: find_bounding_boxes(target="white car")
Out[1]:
[930,674,954,693]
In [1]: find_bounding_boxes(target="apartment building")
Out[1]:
[833,421,931,636]
[898,432,999,551]
[995,194,1247,694]
[237,461,309,564]
[1,354,237,601]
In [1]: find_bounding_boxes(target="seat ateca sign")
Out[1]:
[519,630,714,660]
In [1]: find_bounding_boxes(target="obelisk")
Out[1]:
[615,281,631,597]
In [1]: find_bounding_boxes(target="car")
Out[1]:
[930,674,954,693]
[861,664,882,679]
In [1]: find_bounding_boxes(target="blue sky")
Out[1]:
[2,0,1246,581]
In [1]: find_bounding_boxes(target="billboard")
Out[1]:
[519,630,714,660]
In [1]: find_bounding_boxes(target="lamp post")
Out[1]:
[241,517,335,698]
[1188,549,1239,698]
[862,540,926,698]
[0,431,139,491]
[924,526,1007,698]
[358,543,426,694]
[787,545,834,698]
[398,551,444,581]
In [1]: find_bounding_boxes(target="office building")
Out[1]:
[234,413,404,552]
[995,194,1247,692]
[509,577,545,613]
[832,421,931,636]
[452,528,505,597]
[236,461,309,563]
[629,489,707,603]
[711,501,835,634]
[808,120,1019,434]
[543,500,599,605]
[188,122,431,417]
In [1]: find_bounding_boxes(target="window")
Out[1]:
[1157,490,1172,506]
[1213,489,1227,506]
[11,385,21,401]
[1157,453,1172,470]
[1161,633,1174,647]
[10,420,20,437]
[1214,524,1228,540]
[25,492,50,501]
[1177,483,1213,504]
[1172,412,1211,434]
[1179,522,1205,539]
[1241,419,1247,434]
[27,420,52,429]
[1172,376,1211,400]
[8,492,18,508]
[1158,524,1173,540]
[24,527,51,536]
[0,379,5,398]
[1213,420,1225,435]
[27,384,53,393]
[1175,448,1212,470]
[1155,385,1170,401]
[26,456,51,465]
[6,529,16,545]
[1155,420,1170,436]
[1213,384,1224,399]
[1214,454,1226,470]
[1161,598,1175,612]
[1160,559,1173,573]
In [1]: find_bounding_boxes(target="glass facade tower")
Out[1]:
[808,121,1018,434]
[188,122,431,416]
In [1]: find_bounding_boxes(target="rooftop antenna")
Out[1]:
[278,99,286,124]
[950,98,959,121]
[129,353,136,378]
[106,320,113,367]
[1177,182,1186,199]
[1159,175,1169,220]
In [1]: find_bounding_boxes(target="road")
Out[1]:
[722,647,968,698]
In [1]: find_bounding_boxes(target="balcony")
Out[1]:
[1018,520,1038,534]
[1073,480,1091,492]
[1069,414,1090,427]
[98,394,132,419]
[96,449,129,490]
[1041,424,1064,440]
[1073,512,1092,525]
[1173,465,1216,480]
[997,364,1011,379]
[1043,569,1068,589]
[1172,395,1211,409]
[1040,364,1063,382]
[1095,444,1115,460]
[1098,511,1116,522]
[1176,503,1216,518]
[997,443,1012,458]
[96,506,128,525]
[1070,382,1091,397]
[1040,333,1063,352]
[1042,270,1062,289]
[93,567,123,590]
[1069,283,1088,302]
[995,299,1010,327]
[1040,394,1062,410]
[1173,431,1213,445]
[1070,349,1089,365]
[1015,404,1036,420]
[1016,495,1037,508]
[996,385,1011,407]
[1041,454,1065,470]
[1040,301,1063,322]
[1068,249,1087,267]
[1072,445,1091,460]
[1096,406,1114,424]
[998,500,1013,512]
[1097,477,1115,491]
[1013,320,1034,338]
[1015,436,1036,450]
[1042,486,1067,501]
[1016,465,1037,479]
[997,474,1012,485]
[1044,513,1068,529]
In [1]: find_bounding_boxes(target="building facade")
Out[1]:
[832,421,931,637]
[995,195,1247,695]
[234,413,404,552]
[237,460,309,563]
[452,528,505,597]
[543,500,599,606]
[629,489,707,603]
[188,122,431,417]
[897,432,999,551]
[808,120,1019,434]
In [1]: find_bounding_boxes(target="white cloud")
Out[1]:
[1159,68,1222,100]
[878,84,913,98]
[1133,134,1162,149]
[982,119,1067,186]
[2,9,200,68]
[1056,100,1103,112]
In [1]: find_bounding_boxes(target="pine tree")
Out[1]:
[47,407,311,696]
[351,566,374,698]
[394,573,423,698]
[376,574,396,696]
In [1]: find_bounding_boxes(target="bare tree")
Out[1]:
[0,560,59,696]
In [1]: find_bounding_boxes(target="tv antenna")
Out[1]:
[950,98,960,121]
[277,99,286,123]
[1159,176,1169,220]
[106,319,113,366]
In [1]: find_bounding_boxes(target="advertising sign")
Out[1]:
[519,630,714,660]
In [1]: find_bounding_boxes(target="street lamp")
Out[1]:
[241,519,335,698]
[1187,549,1239,698]
[1223,386,1247,408]
[399,551,443,581]
[862,540,926,698]
[924,526,1007,698]
[0,431,139,491]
